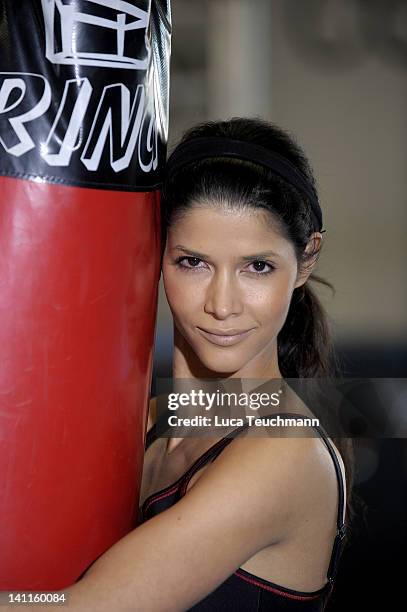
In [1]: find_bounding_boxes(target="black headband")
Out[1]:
[165,137,323,232]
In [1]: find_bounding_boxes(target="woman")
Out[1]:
[67,118,354,611]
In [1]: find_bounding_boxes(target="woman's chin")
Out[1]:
[194,350,246,377]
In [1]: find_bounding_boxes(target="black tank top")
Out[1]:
[141,412,347,611]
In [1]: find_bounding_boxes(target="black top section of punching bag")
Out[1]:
[0,1,171,191]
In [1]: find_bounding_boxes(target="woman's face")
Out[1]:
[162,205,309,376]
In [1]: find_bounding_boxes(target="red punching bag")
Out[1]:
[0,0,171,589]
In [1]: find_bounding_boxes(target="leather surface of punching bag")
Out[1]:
[0,0,171,589]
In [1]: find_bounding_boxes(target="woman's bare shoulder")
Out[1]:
[146,397,157,433]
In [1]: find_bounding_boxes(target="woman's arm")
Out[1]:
[5,433,328,612]
[61,433,326,612]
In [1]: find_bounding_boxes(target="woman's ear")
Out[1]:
[293,232,323,289]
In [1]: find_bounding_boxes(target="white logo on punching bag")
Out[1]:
[41,0,151,70]
[0,1,159,175]
[0,73,158,173]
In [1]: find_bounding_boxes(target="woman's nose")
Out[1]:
[203,271,243,319]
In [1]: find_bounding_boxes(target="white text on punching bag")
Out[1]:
[0,72,158,173]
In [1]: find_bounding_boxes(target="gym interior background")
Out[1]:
[151,1,407,609]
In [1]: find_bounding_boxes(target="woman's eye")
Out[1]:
[174,257,274,274]
[247,261,274,275]
[176,256,205,270]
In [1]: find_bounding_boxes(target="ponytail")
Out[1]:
[278,274,338,378]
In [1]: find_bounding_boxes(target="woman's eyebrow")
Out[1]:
[240,251,281,261]
[173,245,209,258]
[173,245,281,260]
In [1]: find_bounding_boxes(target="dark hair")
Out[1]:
[162,117,363,545]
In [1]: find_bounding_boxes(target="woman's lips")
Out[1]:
[197,327,254,346]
